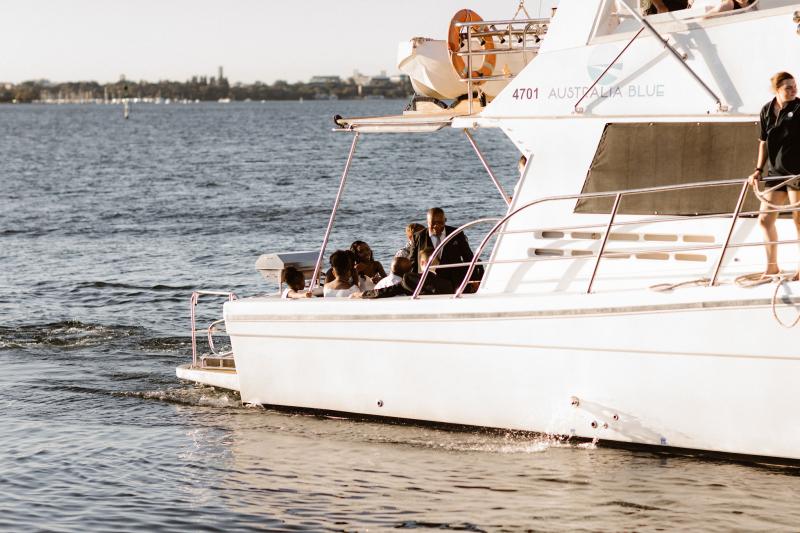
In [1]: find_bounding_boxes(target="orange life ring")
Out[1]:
[447,9,497,84]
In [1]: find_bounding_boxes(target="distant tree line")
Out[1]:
[0,76,413,103]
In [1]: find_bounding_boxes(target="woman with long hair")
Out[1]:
[350,240,387,283]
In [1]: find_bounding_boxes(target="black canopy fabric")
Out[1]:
[575,121,761,216]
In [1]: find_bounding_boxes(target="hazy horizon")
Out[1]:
[0,0,556,85]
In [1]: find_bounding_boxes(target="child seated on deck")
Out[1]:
[281,266,312,299]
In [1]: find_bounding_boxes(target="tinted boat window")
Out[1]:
[575,121,760,216]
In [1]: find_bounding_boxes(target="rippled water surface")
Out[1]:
[2,102,799,531]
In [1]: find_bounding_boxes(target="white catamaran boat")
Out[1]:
[179,0,800,463]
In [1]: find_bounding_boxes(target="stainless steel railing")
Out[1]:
[453,17,549,114]
[190,290,237,368]
[411,175,800,299]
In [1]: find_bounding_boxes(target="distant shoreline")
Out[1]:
[0,76,413,104]
[0,98,408,105]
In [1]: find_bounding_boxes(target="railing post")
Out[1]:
[710,180,749,286]
[587,193,622,294]
[308,131,360,292]
[467,24,473,115]
[463,129,512,205]
[190,292,198,368]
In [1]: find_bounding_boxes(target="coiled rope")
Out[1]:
[733,272,799,327]
[748,174,800,326]
[651,273,799,327]
[769,273,800,328]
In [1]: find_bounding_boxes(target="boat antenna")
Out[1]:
[512,0,531,19]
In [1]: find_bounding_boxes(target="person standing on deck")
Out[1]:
[747,71,800,281]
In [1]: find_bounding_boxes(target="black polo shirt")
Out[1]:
[644,0,688,14]
[759,97,800,176]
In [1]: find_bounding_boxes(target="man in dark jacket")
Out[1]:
[408,207,483,289]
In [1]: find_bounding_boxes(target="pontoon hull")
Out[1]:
[224,288,800,461]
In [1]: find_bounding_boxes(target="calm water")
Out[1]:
[1,101,799,532]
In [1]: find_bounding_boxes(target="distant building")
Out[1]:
[309,75,342,85]
[218,66,224,81]
[352,70,370,87]
[368,70,391,86]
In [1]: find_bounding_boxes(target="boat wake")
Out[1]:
[0,320,144,350]
[119,385,242,408]
[410,431,595,455]
[71,281,197,291]
[327,422,584,455]
[0,320,194,356]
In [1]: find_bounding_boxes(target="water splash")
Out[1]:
[120,385,241,408]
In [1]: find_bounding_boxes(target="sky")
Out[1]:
[0,0,556,84]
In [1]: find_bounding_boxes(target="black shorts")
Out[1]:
[766,173,800,192]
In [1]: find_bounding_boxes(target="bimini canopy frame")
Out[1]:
[306,118,514,292]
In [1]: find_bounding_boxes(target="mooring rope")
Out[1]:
[770,273,800,328]
[649,278,710,292]
[751,174,800,210]
[650,272,799,327]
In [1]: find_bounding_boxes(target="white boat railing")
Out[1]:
[413,175,800,299]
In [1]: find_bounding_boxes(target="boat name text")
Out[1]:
[512,84,666,101]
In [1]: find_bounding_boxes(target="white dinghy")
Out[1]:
[397,7,548,106]
[179,0,800,463]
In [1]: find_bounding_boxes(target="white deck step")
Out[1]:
[176,363,240,392]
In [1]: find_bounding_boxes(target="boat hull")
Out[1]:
[224,288,800,461]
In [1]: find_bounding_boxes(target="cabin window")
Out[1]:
[575,121,760,216]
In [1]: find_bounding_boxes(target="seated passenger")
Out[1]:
[325,249,375,291]
[645,0,689,14]
[374,257,412,290]
[352,248,454,299]
[281,266,312,299]
[350,240,387,283]
[395,223,425,259]
[324,250,360,298]
[704,0,753,14]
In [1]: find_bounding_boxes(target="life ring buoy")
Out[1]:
[447,9,497,84]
